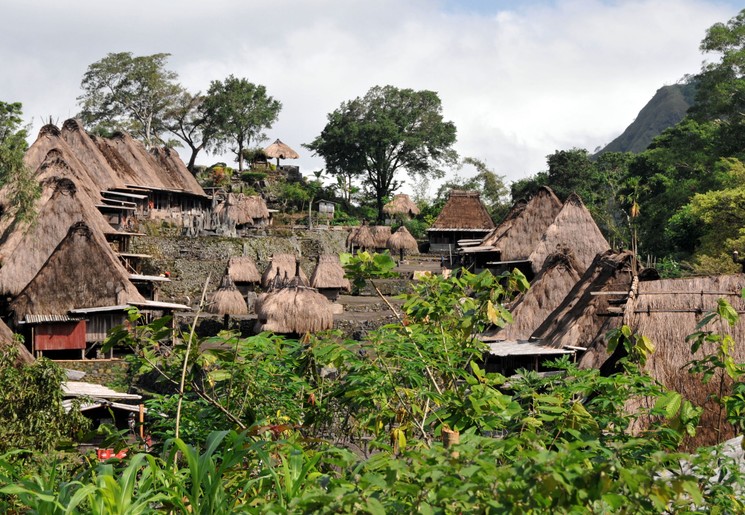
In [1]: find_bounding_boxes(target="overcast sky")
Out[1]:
[2,0,741,195]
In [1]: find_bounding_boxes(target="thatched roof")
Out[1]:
[349,224,376,250]
[0,176,116,297]
[10,221,146,323]
[214,193,270,226]
[369,225,392,248]
[430,190,495,230]
[0,318,32,365]
[263,139,300,160]
[383,194,420,217]
[261,254,308,289]
[482,186,562,260]
[623,274,745,447]
[206,274,248,315]
[387,226,419,253]
[484,249,584,342]
[310,254,351,290]
[527,193,610,274]
[255,285,333,334]
[531,250,635,356]
[227,256,261,284]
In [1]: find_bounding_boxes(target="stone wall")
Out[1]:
[57,359,130,388]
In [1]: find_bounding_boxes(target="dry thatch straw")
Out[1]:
[531,250,635,354]
[430,190,495,230]
[228,256,261,284]
[0,176,116,297]
[263,139,300,162]
[0,318,32,366]
[349,224,376,250]
[149,146,206,194]
[207,274,248,315]
[623,274,745,448]
[254,285,334,334]
[261,254,308,289]
[369,225,391,249]
[484,248,584,342]
[387,226,419,254]
[214,193,270,226]
[383,194,420,218]
[10,221,146,323]
[483,186,562,260]
[527,193,610,275]
[310,254,351,291]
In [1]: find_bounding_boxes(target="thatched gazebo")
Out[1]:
[207,274,249,316]
[228,256,261,296]
[349,224,376,252]
[310,254,351,301]
[384,194,420,220]
[387,226,419,261]
[263,139,300,167]
[254,285,334,335]
[261,254,308,289]
[370,225,392,251]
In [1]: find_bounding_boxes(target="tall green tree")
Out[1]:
[78,52,184,148]
[202,76,282,172]
[163,91,218,173]
[307,85,458,222]
[0,102,39,223]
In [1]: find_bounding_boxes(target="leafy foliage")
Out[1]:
[0,101,39,222]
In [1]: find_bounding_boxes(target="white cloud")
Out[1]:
[1,0,740,197]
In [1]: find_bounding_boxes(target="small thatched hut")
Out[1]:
[207,274,249,316]
[428,190,495,253]
[263,139,300,166]
[227,256,261,296]
[527,193,609,275]
[387,226,419,261]
[349,224,376,252]
[370,225,392,251]
[254,285,334,334]
[384,194,420,220]
[214,193,270,228]
[261,254,308,289]
[483,248,584,343]
[310,254,351,301]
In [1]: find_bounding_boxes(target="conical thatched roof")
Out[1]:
[387,226,419,253]
[261,254,308,289]
[255,285,333,334]
[430,190,495,230]
[214,193,270,226]
[483,249,584,342]
[531,250,635,356]
[310,254,351,290]
[10,221,146,323]
[482,186,562,260]
[527,193,610,274]
[369,225,391,248]
[0,318,32,365]
[263,139,300,160]
[0,175,116,297]
[349,224,376,250]
[207,274,248,315]
[383,194,420,217]
[227,256,261,284]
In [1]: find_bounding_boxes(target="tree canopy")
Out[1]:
[0,102,39,222]
[78,52,183,148]
[202,76,282,172]
[307,85,458,222]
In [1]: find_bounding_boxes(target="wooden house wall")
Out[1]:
[86,313,126,343]
[34,321,86,351]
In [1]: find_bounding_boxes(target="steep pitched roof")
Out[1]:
[429,190,495,231]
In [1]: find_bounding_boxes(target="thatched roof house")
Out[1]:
[207,274,248,315]
[369,225,392,250]
[311,254,351,300]
[255,285,334,334]
[527,193,609,275]
[428,190,495,253]
[384,194,420,219]
[214,193,270,228]
[261,254,308,289]
[349,224,376,251]
[0,176,114,297]
[387,226,419,258]
[462,187,563,271]
[531,250,636,359]
[10,221,146,323]
[482,249,584,342]
[228,256,261,285]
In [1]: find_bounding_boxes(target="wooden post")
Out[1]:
[139,404,145,440]
[442,427,460,458]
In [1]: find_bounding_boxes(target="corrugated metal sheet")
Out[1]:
[63,381,141,400]
[487,340,574,357]
[23,314,83,324]
[35,320,86,351]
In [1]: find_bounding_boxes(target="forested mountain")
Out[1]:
[595,82,696,156]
